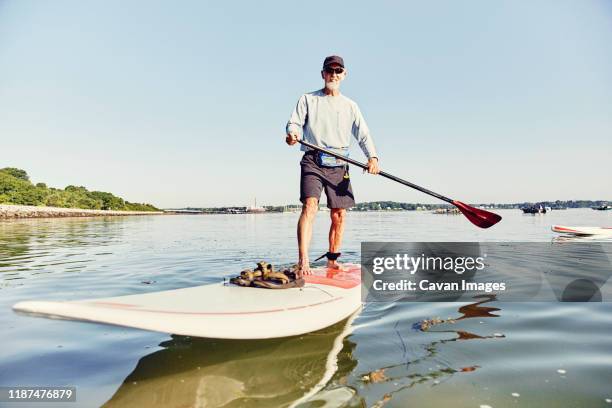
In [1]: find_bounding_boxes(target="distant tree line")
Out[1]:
[492,200,610,209]
[354,201,424,211]
[353,200,611,211]
[179,199,610,214]
[0,167,159,211]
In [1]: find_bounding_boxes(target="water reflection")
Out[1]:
[358,295,504,407]
[0,218,124,281]
[103,317,359,408]
[552,235,612,243]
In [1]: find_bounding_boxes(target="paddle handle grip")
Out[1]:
[296,139,453,204]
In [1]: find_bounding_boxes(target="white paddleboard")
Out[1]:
[12,264,362,339]
[552,225,612,236]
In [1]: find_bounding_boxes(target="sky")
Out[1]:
[1,0,611,208]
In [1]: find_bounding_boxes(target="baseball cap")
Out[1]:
[323,55,345,68]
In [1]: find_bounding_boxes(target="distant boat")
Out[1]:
[246,197,266,213]
[284,205,299,213]
[246,207,266,213]
[592,205,611,211]
[522,205,546,214]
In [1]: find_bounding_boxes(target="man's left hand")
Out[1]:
[367,157,380,174]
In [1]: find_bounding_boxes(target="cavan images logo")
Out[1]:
[361,242,612,302]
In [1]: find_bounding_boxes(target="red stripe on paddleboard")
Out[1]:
[553,226,612,234]
[88,296,344,315]
[93,302,138,308]
[553,226,579,233]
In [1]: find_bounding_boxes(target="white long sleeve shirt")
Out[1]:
[286,89,378,159]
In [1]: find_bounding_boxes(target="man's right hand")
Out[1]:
[285,133,298,145]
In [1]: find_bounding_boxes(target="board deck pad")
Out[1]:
[12,264,362,339]
[552,225,612,236]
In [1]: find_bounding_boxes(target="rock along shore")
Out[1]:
[0,204,165,219]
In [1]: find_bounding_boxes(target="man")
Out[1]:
[285,55,380,277]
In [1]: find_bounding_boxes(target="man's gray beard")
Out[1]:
[325,82,340,91]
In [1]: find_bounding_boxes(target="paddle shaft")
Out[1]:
[297,139,453,204]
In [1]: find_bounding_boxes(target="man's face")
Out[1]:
[321,63,346,90]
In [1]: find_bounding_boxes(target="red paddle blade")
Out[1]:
[452,200,502,229]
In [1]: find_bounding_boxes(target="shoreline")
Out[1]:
[0,204,164,219]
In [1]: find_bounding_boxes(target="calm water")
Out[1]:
[1,209,612,407]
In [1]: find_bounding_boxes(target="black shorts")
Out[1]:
[300,152,355,209]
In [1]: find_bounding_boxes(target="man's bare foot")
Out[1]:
[327,259,347,271]
[297,259,311,278]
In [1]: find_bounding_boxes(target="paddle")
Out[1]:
[297,139,502,229]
